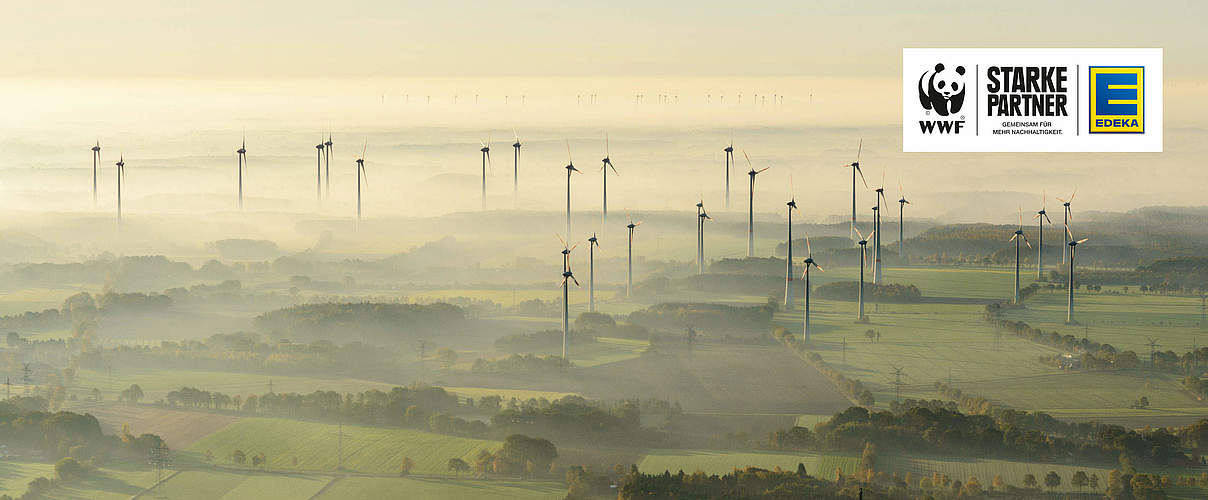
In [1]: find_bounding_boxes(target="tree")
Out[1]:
[232,449,246,464]
[399,457,416,476]
[119,384,144,404]
[992,474,1005,491]
[859,442,876,478]
[436,348,458,369]
[1023,473,1037,489]
[447,458,470,477]
[1072,470,1089,491]
[961,477,983,496]
[1090,472,1101,491]
[1044,470,1061,491]
[865,329,877,342]
[498,434,558,478]
[54,457,85,481]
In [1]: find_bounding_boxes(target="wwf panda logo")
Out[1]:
[918,63,966,116]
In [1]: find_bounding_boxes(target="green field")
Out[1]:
[187,418,499,475]
[315,476,565,500]
[0,461,158,500]
[146,470,329,500]
[1001,288,1207,353]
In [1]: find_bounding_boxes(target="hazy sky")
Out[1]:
[5,0,1205,78]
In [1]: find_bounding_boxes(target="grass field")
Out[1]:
[0,461,158,500]
[1001,288,1207,353]
[187,418,499,475]
[315,476,565,500]
[146,470,329,500]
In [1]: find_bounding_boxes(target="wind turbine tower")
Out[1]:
[801,236,824,341]
[1066,225,1088,324]
[697,201,711,275]
[115,156,126,220]
[91,142,101,207]
[1059,189,1076,264]
[855,227,874,321]
[743,151,769,257]
[587,234,599,312]
[1009,209,1032,304]
[601,135,618,221]
[564,141,581,239]
[843,140,867,242]
[325,134,334,199]
[355,142,368,222]
[626,218,642,297]
[1034,194,1052,279]
[479,135,492,210]
[512,130,521,204]
[236,137,247,210]
[784,194,799,309]
[723,140,734,209]
[898,182,910,261]
[558,237,580,363]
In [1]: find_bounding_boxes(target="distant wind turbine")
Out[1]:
[1065,225,1088,324]
[355,142,368,222]
[91,142,101,207]
[512,129,521,204]
[564,141,582,239]
[801,235,824,341]
[898,181,911,261]
[743,151,769,257]
[115,156,126,220]
[315,141,325,205]
[236,137,247,210]
[1009,208,1032,304]
[557,235,580,363]
[855,227,874,321]
[480,134,492,210]
[697,201,712,275]
[626,217,642,297]
[872,171,888,284]
[1034,192,1052,279]
[587,233,599,313]
[325,134,334,199]
[600,134,618,221]
[842,140,867,241]
[1059,189,1076,264]
[723,139,734,210]
[784,182,800,309]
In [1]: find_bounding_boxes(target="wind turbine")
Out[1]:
[325,134,334,199]
[91,142,100,207]
[1009,208,1032,304]
[557,236,580,363]
[784,183,800,309]
[1034,192,1052,279]
[600,134,618,221]
[697,201,712,275]
[236,137,247,210]
[587,233,599,312]
[512,129,521,204]
[564,141,581,239]
[723,139,734,210]
[479,134,492,210]
[898,181,910,261]
[115,156,126,220]
[1065,225,1088,324]
[842,139,868,241]
[872,171,888,284]
[1059,189,1076,264]
[626,217,642,297]
[855,227,874,321]
[801,235,824,341]
[743,151,769,257]
[315,141,325,205]
[355,142,368,222]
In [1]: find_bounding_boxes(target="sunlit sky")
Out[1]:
[5,0,1204,78]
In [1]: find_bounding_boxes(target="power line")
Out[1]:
[890,366,906,402]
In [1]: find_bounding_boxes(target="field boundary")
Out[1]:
[128,469,181,500]
[306,475,343,500]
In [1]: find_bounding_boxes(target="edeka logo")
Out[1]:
[1088,66,1144,134]
[916,63,967,134]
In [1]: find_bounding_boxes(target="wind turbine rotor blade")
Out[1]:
[1009,234,1018,242]
[571,275,580,287]
[556,233,568,248]
[755,167,769,174]
[815,264,825,273]
[856,138,862,163]
[856,166,868,188]
[1076,238,1088,244]
[805,235,813,257]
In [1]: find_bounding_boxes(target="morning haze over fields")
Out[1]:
[0,1,1206,499]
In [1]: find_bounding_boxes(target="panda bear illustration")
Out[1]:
[918,63,966,116]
